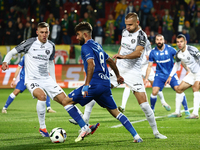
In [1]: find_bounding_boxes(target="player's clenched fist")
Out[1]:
[1,62,9,71]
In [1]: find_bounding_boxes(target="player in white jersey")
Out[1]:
[166,34,200,119]
[1,22,99,141]
[118,40,170,113]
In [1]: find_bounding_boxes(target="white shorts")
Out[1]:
[183,72,200,85]
[26,77,64,99]
[110,67,145,92]
[141,64,155,81]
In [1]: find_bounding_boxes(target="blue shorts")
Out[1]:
[16,79,27,93]
[68,84,117,110]
[153,74,179,91]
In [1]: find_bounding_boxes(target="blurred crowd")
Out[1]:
[1,0,200,46]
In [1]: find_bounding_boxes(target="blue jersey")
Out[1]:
[149,44,177,79]
[81,39,110,86]
[18,56,25,80]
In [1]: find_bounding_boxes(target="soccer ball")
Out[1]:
[49,127,67,143]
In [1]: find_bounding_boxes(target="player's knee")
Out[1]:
[38,94,46,101]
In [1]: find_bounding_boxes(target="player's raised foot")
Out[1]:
[118,106,125,113]
[168,113,182,118]
[89,123,100,134]
[47,108,56,113]
[2,108,7,114]
[162,103,171,111]
[39,128,49,137]
[185,113,199,119]
[185,111,190,116]
[75,126,91,142]
[154,132,167,139]
[133,138,143,143]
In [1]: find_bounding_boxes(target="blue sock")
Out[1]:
[46,96,51,108]
[4,93,15,109]
[64,105,86,128]
[116,113,137,137]
[150,94,157,110]
[182,95,188,111]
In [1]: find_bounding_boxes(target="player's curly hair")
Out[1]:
[75,22,92,34]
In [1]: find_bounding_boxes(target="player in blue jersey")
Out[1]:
[64,21,143,143]
[2,56,56,114]
[144,34,190,117]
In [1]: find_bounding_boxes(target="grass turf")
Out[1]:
[0,88,199,150]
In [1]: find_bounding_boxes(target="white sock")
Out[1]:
[157,91,166,104]
[10,93,16,98]
[175,93,184,114]
[47,107,51,110]
[121,86,130,109]
[37,100,46,129]
[74,105,83,117]
[192,92,200,115]
[83,100,96,124]
[140,102,158,135]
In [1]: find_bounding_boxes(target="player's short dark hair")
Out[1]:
[75,22,93,33]
[37,22,49,28]
[125,12,139,21]
[177,34,186,41]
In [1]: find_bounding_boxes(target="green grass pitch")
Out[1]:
[0,88,199,150]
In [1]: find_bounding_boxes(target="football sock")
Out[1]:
[4,93,16,109]
[157,91,166,104]
[140,102,158,135]
[121,86,130,109]
[37,100,46,129]
[175,93,184,114]
[150,94,157,110]
[182,95,189,111]
[74,105,83,117]
[46,95,51,110]
[83,100,96,124]
[192,92,200,115]
[64,105,86,128]
[116,112,138,137]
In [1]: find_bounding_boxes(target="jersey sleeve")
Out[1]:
[82,44,94,61]
[49,40,56,60]
[137,30,147,47]
[145,40,152,56]
[148,50,154,62]
[188,45,200,60]
[15,38,36,53]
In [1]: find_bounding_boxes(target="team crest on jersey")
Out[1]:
[45,50,50,55]
[131,39,135,44]
[156,52,159,55]
[165,50,168,55]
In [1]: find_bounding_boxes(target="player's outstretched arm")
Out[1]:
[10,66,22,88]
[144,62,153,87]
[106,57,124,84]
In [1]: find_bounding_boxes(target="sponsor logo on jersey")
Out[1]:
[160,53,164,55]
[41,45,45,48]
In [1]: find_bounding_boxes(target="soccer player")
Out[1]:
[69,13,167,140]
[1,22,99,142]
[166,34,200,119]
[118,39,170,113]
[2,56,56,114]
[144,34,190,117]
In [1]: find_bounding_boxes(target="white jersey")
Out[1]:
[15,37,55,83]
[116,28,148,72]
[141,39,152,67]
[176,45,200,74]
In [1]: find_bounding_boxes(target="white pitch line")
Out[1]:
[111,107,194,128]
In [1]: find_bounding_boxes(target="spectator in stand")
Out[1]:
[173,10,186,36]
[32,0,45,23]
[134,5,142,22]
[82,12,94,27]
[183,21,196,43]
[86,5,96,26]
[51,19,61,44]
[105,14,115,30]
[14,0,29,18]
[23,22,32,40]
[80,0,90,18]
[162,9,174,43]
[68,7,79,36]
[147,8,159,34]
[95,0,105,19]
[181,28,190,43]
[31,23,37,37]
[195,21,200,43]
[0,22,3,45]
[148,31,155,45]
[16,22,24,44]
[46,13,56,34]
[192,11,200,27]
[5,7,19,23]
[93,21,104,45]
[140,0,153,29]
[4,21,16,45]
[15,17,22,30]
[115,9,126,40]
[61,13,71,44]
[114,0,127,19]
[125,1,134,16]
[187,0,196,22]
[104,22,115,44]
[49,0,63,20]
